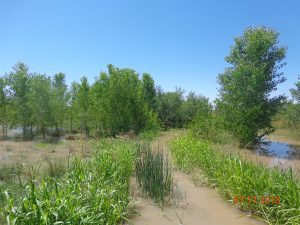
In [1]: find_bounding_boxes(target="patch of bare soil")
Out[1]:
[0,139,92,169]
[128,131,264,225]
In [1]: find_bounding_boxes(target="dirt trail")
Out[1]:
[128,130,264,225]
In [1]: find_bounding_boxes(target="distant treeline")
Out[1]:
[0,62,209,139]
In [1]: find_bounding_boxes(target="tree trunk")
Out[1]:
[42,127,46,140]
[23,125,26,140]
[70,115,73,134]
[2,122,5,139]
[30,124,33,140]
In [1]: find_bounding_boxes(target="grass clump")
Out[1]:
[135,144,173,204]
[170,135,300,225]
[45,158,67,178]
[4,140,136,225]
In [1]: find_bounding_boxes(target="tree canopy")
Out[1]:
[216,27,287,146]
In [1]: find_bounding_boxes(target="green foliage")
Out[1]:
[156,88,184,128]
[51,73,69,137]
[290,76,300,103]
[2,63,164,139]
[280,102,300,129]
[29,74,53,139]
[181,92,210,125]
[2,62,211,139]
[275,77,300,129]
[135,145,173,204]
[217,27,287,146]
[8,62,32,139]
[4,140,136,225]
[0,76,9,138]
[74,77,92,136]
[105,65,148,135]
[170,135,300,225]
[142,73,156,110]
[188,98,226,143]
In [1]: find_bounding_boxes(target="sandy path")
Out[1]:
[128,171,264,225]
[128,131,265,225]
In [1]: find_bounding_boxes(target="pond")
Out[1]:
[256,141,300,160]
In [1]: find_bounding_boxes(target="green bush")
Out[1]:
[170,135,300,225]
[189,111,225,143]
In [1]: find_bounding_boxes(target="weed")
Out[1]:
[45,158,67,178]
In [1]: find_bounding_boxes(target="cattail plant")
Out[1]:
[135,144,173,204]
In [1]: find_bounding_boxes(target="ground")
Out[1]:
[0,128,299,225]
[127,130,265,225]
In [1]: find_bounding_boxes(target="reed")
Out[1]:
[135,144,173,204]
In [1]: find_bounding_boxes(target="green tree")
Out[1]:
[106,65,147,135]
[51,73,69,136]
[67,81,79,133]
[8,62,33,139]
[156,88,184,128]
[290,76,300,103]
[90,72,110,136]
[216,27,287,146]
[142,73,156,110]
[182,92,210,125]
[0,76,10,139]
[190,102,224,142]
[76,77,91,136]
[29,74,53,139]
[284,77,300,128]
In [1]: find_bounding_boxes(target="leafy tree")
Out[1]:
[284,77,300,128]
[216,27,287,146]
[29,74,53,139]
[51,73,69,136]
[106,65,147,135]
[182,92,210,125]
[0,76,9,138]
[190,101,224,142]
[290,76,300,103]
[142,73,156,110]
[90,72,110,136]
[8,62,33,139]
[68,82,79,133]
[75,77,92,137]
[156,88,184,128]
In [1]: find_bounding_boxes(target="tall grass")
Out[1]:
[3,139,136,225]
[135,144,173,204]
[170,135,300,225]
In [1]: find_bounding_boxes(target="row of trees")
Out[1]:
[0,63,207,140]
[1,27,297,146]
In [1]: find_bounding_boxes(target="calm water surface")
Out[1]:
[256,141,300,160]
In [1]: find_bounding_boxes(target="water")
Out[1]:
[256,141,300,160]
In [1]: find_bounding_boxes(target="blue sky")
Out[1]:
[0,0,299,100]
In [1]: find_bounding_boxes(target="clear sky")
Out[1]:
[0,0,299,100]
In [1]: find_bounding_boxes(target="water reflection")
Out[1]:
[256,140,300,160]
